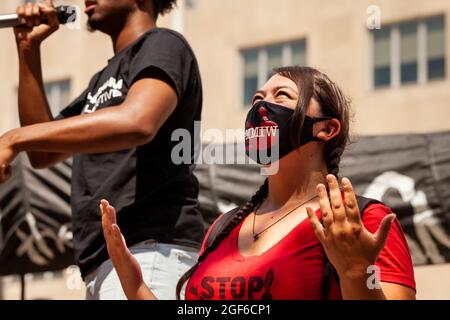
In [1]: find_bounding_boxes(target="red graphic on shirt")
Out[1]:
[245,107,279,152]
[188,269,274,300]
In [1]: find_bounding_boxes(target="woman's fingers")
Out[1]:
[100,202,111,239]
[100,199,117,240]
[306,207,326,243]
[317,183,333,229]
[374,213,396,251]
[327,174,346,223]
[107,203,117,225]
[112,224,128,252]
[342,177,362,225]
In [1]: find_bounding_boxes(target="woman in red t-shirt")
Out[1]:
[100,66,416,300]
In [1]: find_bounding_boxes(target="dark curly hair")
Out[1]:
[152,0,177,19]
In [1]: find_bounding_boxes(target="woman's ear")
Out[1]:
[315,119,341,141]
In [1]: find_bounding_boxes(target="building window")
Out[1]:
[241,39,307,106]
[266,44,283,80]
[243,49,259,109]
[373,28,391,88]
[372,15,446,89]
[427,16,446,80]
[44,80,71,116]
[400,22,418,84]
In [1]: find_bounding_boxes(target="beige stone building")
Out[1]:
[0,0,449,299]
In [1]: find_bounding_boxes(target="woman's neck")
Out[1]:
[264,150,328,211]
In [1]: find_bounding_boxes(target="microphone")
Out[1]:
[0,5,77,29]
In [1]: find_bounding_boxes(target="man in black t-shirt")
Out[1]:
[0,0,204,299]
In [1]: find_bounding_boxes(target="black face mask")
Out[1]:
[245,100,332,164]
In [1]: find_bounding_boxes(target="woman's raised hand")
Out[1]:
[100,199,156,300]
[306,175,396,279]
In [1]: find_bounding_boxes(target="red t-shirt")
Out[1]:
[185,202,416,300]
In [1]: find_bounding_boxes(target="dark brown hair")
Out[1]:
[274,66,351,178]
[175,66,352,300]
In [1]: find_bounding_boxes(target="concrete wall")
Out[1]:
[181,0,450,136]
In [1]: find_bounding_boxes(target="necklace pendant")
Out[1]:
[253,234,259,241]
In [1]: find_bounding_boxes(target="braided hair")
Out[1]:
[175,179,269,300]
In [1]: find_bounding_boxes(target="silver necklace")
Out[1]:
[252,195,318,241]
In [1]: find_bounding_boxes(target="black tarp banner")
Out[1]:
[195,131,450,266]
[0,156,73,276]
[1,132,449,276]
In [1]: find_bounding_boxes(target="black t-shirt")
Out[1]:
[57,28,204,278]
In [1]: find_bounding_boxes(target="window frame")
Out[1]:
[370,15,446,90]
[240,39,307,108]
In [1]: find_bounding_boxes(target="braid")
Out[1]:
[175,179,269,300]
[325,145,344,179]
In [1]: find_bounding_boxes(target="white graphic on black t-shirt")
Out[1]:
[83,77,124,114]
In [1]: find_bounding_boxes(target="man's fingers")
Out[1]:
[374,213,396,251]
[16,5,25,22]
[24,3,34,27]
[342,177,362,225]
[32,4,41,26]
[43,0,55,7]
[306,207,326,243]
[37,2,59,27]
[16,6,26,26]
[317,183,333,229]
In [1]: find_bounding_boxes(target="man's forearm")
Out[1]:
[18,45,54,125]
[17,45,72,167]
[6,105,154,155]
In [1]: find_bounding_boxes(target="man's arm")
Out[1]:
[15,0,71,167]
[4,77,178,156]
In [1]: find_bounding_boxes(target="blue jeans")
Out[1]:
[84,240,198,300]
